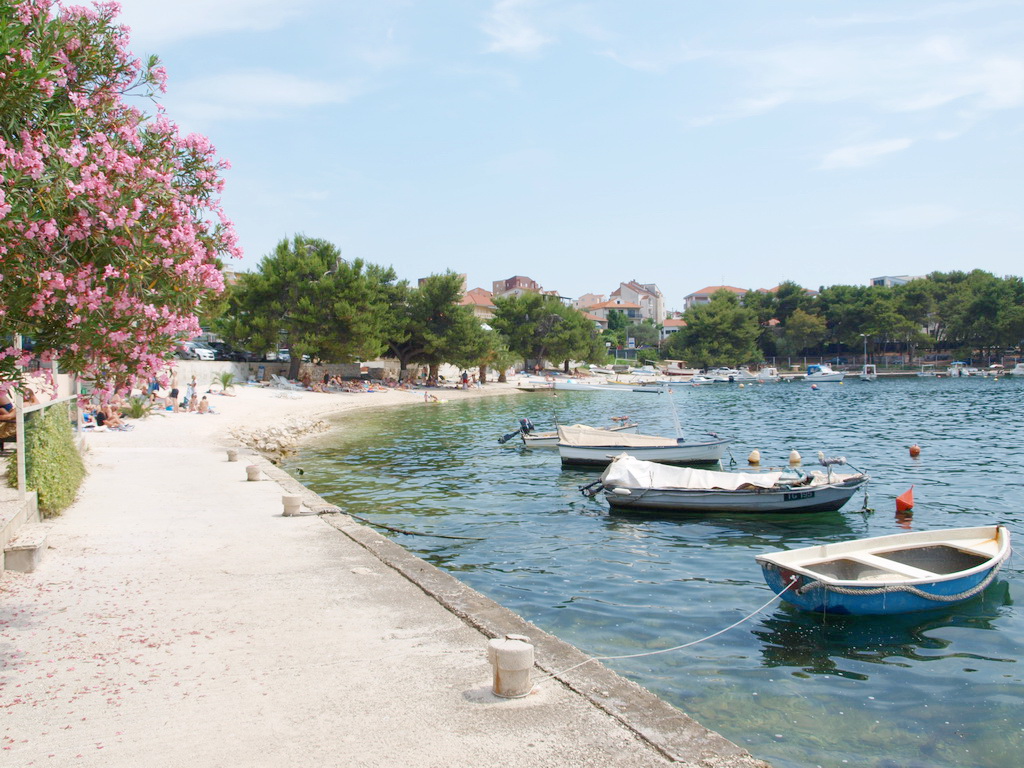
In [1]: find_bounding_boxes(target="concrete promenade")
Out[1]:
[0,387,768,767]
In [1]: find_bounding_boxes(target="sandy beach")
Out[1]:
[0,378,765,767]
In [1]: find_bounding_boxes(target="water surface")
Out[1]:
[286,377,1024,768]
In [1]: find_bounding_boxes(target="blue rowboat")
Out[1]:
[756,525,1010,615]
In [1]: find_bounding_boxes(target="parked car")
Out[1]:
[277,349,291,362]
[179,341,215,361]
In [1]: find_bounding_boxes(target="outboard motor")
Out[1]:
[519,417,535,434]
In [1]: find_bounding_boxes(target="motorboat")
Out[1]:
[805,363,845,383]
[552,379,662,394]
[859,364,877,381]
[947,362,978,377]
[917,364,939,377]
[556,424,732,467]
[592,454,868,514]
[757,525,1010,615]
[707,367,754,383]
[1004,363,1024,376]
[755,367,781,383]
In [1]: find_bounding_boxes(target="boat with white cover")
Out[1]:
[556,425,732,467]
[859,364,877,381]
[757,525,1011,615]
[592,454,867,513]
[519,421,639,449]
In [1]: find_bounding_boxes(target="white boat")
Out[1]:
[556,424,733,467]
[594,454,868,514]
[805,363,845,382]
[552,379,663,394]
[947,361,978,377]
[859,364,877,381]
[688,375,714,385]
[707,367,755,383]
[754,367,781,383]
[662,360,699,378]
[520,421,639,449]
[917,364,939,377]
[1004,363,1024,376]
[757,525,1011,615]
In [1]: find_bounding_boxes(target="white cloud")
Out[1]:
[482,0,553,55]
[819,138,914,169]
[115,0,312,47]
[172,71,361,123]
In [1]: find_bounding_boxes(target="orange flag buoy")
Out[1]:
[896,486,914,512]
[909,444,921,457]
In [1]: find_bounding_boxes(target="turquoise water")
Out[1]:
[286,377,1024,768]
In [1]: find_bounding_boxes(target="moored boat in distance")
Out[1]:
[917,364,940,377]
[805,363,845,382]
[756,525,1010,615]
[947,361,979,377]
[1004,362,1024,376]
[859,364,877,381]
[593,454,868,514]
[556,425,733,467]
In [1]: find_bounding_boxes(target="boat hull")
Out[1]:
[559,438,733,467]
[605,477,867,514]
[757,525,1010,615]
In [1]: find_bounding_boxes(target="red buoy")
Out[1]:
[909,444,921,457]
[896,486,914,512]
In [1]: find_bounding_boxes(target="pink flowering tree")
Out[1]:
[0,0,240,395]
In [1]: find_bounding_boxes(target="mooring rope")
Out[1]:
[796,562,1003,601]
[532,581,793,687]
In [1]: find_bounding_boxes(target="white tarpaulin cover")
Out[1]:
[558,425,678,447]
[601,455,783,490]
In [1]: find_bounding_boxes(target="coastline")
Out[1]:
[0,379,768,767]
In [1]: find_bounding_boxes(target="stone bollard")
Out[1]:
[487,634,535,698]
[245,465,261,482]
[282,495,302,516]
[227,448,239,462]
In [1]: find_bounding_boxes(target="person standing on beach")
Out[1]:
[168,371,180,412]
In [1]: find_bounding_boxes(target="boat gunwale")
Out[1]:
[755,525,1010,588]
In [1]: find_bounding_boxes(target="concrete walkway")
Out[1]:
[0,403,768,767]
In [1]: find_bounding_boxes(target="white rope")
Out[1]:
[532,581,793,687]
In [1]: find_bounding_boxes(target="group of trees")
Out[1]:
[218,236,608,380]
[664,273,1024,368]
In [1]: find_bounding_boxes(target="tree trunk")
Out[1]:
[288,355,301,380]
[478,364,487,384]
[429,363,439,381]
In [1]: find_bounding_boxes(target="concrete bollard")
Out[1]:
[487,634,535,698]
[282,495,302,516]
[227,448,239,462]
[246,465,261,482]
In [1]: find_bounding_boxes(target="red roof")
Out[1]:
[460,287,494,308]
[589,300,642,310]
[663,318,687,328]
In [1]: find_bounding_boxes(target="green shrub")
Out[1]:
[122,395,154,419]
[213,371,236,392]
[5,403,86,517]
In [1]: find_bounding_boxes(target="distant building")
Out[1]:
[660,317,687,341]
[460,287,496,320]
[581,311,607,331]
[573,293,607,312]
[586,299,642,322]
[611,281,665,322]
[766,284,819,298]
[683,285,749,310]
[492,275,542,299]
[870,275,924,288]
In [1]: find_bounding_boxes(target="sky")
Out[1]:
[111,0,1023,312]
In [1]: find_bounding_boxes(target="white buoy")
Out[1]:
[227,448,239,462]
[282,495,301,516]
[487,634,535,698]
[748,449,761,465]
[245,465,261,482]
[789,450,802,465]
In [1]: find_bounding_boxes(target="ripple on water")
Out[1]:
[287,377,1024,768]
